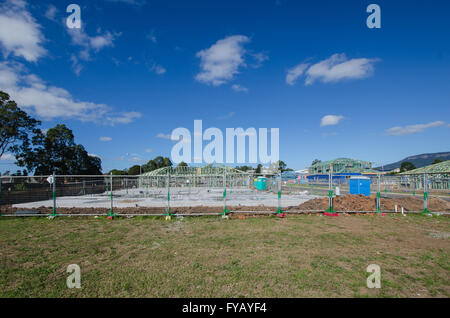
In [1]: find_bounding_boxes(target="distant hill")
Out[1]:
[376,152,450,171]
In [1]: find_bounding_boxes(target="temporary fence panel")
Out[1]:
[1,172,449,216]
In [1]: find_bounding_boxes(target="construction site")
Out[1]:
[1,159,450,217]
[2,159,450,298]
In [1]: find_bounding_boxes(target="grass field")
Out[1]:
[0,214,449,297]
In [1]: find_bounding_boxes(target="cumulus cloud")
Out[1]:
[195,35,251,86]
[67,26,121,74]
[306,54,379,85]
[385,121,445,135]
[69,28,120,59]
[231,84,248,93]
[286,63,309,85]
[287,54,379,86]
[0,62,141,125]
[99,137,112,142]
[320,115,344,127]
[0,0,47,62]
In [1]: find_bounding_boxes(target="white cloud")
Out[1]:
[0,0,47,62]
[231,84,248,93]
[305,54,379,85]
[44,4,58,22]
[195,35,250,86]
[156,133,172,140]
[320,115,344,127]
[88,153,101,159]
[99,137,112,142]
[217,111,236,120]
[148,63,166,75]
[105,111,141,125]
[286,63,309,85]
[70,55,83,76]
[0,62,141,125]
[0,153,15,161]
[385,121,445,136]
[67,27,121,74]
[249,52,268,68]
[69,28,120,59]
[287,54,379,86]
[145,148,152,153]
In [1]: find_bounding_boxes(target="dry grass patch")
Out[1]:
[0,214,449,297]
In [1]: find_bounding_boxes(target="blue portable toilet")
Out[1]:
[349,176,371,196]
[255,177,267,190]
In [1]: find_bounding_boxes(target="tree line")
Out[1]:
[1,91,101,175]
[114,160,294,176]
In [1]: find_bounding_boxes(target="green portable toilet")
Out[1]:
[255,177,267,190]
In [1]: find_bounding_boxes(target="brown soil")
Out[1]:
[296,194,450,212]
[2,194,449,215]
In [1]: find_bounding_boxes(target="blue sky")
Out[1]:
[0,0,449,173]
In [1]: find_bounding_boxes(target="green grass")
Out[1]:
[0,214,449,297]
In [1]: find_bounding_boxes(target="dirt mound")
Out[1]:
[296,195,375,211]
[296,194,450,212]
[380,196,450,212]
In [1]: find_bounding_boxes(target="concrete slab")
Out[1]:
[13,187,318,209]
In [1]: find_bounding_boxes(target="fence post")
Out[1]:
[222,171,229,217]
[52,171,57,217]
[376,173,381,213]
[326,165,334,212]
[107,172,114,218]
[423,173,431,215]
[166,173,171,219]
[277,173,282,214]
